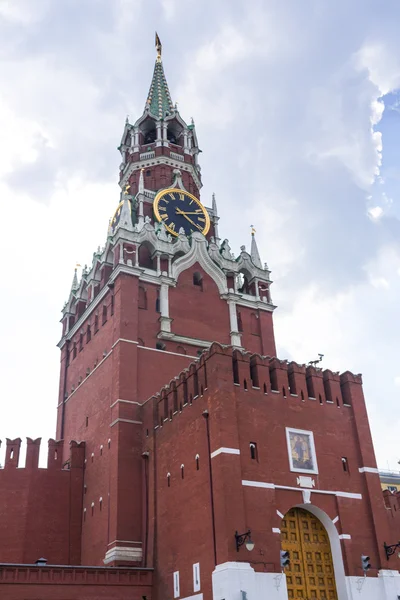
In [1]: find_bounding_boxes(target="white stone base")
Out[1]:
[103,545,142,564]
[212,562,288,600]
[346,570,400,599]
[212,562,400,600]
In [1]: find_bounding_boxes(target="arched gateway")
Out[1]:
[281,507,338,599]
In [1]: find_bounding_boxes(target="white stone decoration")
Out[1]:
[296,475,315,488]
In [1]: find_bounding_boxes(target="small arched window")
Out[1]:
[156,341,166,351]
[73,342,77,359]
[167,472,171,487]
[195,454,200,470]
[102,304,107,325]
[250,443,258,460]
[177,345,186,355]
[86,325,91,343]
[94,314,99,333]
[181,464,184,479]
[193,272,203,289]
[79,333,83,352]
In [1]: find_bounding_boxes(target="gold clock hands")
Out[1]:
[175,209,203,215]
[175,208,203,231]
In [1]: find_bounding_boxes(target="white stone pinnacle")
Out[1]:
[250,233,262,269]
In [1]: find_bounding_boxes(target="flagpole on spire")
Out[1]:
[155,32,162,62]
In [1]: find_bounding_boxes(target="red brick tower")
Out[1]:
[56,34,275,568]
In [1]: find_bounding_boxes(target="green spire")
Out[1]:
[145,33,174,119]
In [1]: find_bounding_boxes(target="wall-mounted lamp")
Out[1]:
[235,530,255,552]
[384,541,400,560]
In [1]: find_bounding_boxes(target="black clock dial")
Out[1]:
[154,188,210,237]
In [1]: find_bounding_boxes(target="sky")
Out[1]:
[0,0,399,470]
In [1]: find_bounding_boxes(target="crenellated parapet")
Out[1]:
[148,342,364,431]
[0,438,85,471]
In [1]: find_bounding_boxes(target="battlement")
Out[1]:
[150,342,363,428]
[0,438,85,470]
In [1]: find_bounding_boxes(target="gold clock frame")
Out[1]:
[153,187,210,237]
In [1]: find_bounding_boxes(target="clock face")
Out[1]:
[153,188,210,237]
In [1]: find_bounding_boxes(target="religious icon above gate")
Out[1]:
[286,427,319,475]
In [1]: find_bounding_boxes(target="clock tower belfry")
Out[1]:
[56,34,277,568]
[118,32,202,208]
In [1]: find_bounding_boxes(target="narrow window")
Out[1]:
[99,498,103,511]
[181,464,184,479]
[193,272,203,289]
[195,454,200,470]
[91,503,94,517]
[10,448,14,460]
[342,457,349,473]
[108,438,111,449]
[54,449,58,460]
[283,386,287,398]
[73,342,77,359]
[85,416,89,427]
[336,396,340,407]
[102,304,107,325]
[146,169,151,177]
[86,325,91,343]
[111,295,114,316]
[167,473,171,487]
[263,382,267,394]
[94,314,99,333]
[244,378,248,390]
[83,508,86,522]
[173,388,178,412]
[319,394,323,405]
[100,445,103,456]
[232,355,239,384]
[155,290,160,313]
[91,453,94,463]
[250,442,258,460]
[79,333,83,352]
[301,390,305,400]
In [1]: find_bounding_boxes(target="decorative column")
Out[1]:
[227,299,242,347]
[156,253,161,276]
[156,121,162,147]
[162,121,168,145]
[159,282,172,334]
[183,130,189,154]
[133,127,139,151]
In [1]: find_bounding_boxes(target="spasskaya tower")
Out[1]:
[56,33,275,567]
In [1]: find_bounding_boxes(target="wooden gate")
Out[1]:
[281,507,338,599]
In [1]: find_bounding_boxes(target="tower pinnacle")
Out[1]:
[145,33,174,119]
[250,227,262,269]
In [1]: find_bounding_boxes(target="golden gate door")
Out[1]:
[281,508,338,599]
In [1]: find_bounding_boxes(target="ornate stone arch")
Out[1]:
[171,233,227,294]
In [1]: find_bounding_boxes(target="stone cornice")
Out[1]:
[120,155,202,192]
